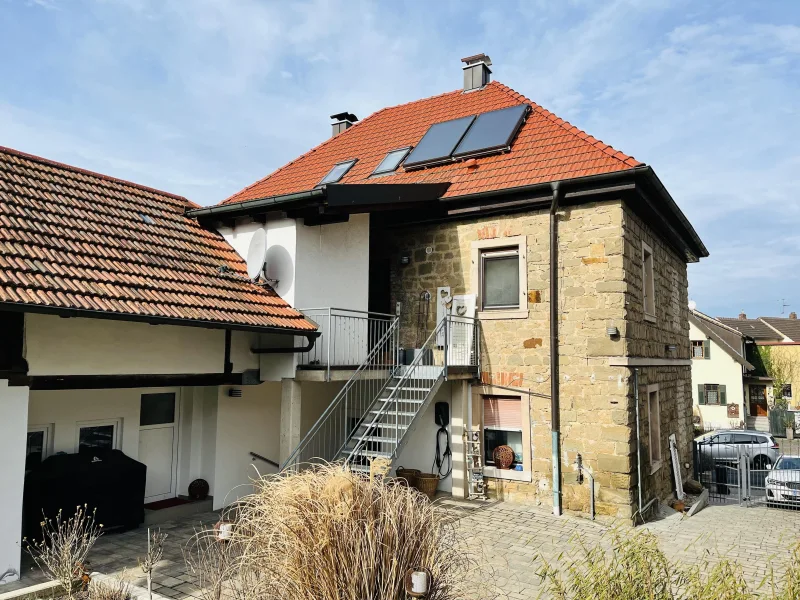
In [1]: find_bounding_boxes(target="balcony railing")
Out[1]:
[297,308,397,380]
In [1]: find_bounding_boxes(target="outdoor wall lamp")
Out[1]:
[606,326,619,337]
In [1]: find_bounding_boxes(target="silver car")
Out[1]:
[696,430,780,470]
[766,455,800,504]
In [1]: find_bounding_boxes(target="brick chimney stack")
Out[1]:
[738,312,747,320]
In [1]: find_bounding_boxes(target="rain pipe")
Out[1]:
[550,181,563,516]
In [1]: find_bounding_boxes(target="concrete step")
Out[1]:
[144,497,213,525]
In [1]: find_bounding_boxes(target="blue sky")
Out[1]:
[1,0,798,318]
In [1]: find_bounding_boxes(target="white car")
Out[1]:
[766,455,800,504]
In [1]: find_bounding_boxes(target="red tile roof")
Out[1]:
[222,81,642,205]
[0,146,316,333]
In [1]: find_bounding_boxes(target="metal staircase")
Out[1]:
[281,315,479,473]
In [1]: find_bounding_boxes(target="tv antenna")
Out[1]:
[780,299,790,315]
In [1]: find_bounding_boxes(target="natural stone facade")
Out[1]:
[379,199,693,520]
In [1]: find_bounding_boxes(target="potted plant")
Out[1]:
[783,414,795,440]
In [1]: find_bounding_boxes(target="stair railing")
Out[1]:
[280,316,400,471]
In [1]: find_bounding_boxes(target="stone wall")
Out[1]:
[380,198,692,519]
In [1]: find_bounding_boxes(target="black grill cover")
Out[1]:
[23,449,146,538]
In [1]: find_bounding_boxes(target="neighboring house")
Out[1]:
[1,54,708,583]
[719,312,800,429]
[689,309,755,430]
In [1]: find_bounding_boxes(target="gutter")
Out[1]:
[186,189,326,219]
[550,181,563,516]
[251,333,319,354]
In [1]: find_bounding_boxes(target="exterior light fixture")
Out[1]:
[666,344,677,352]
[400,253,411,266]
[404,568,432,598]
[606,326,619,337]
[228,388,243,398]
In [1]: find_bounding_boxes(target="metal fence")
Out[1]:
[694,427,800,510]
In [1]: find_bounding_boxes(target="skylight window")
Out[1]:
[317,159,357,186]
[372,147,412,176]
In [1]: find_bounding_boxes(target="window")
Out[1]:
[140,393,176,426]
[692,340,710,359]
[481,248,520,309]
[372,147,411,175]
[647,385,661,467]
[483,396,523,466]
[317,159,356,186]
[641,241,655,320]
[733,434,756,444]
[26,425,51,471]
[76,419,121,454]
[782,384,793,399]
[471,236,527,319]
[698,383,727,405]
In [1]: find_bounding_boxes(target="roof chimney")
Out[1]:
[790,312,797,320]
[461,53,492,91]
[330,112,358,137]
[739,312,747,320]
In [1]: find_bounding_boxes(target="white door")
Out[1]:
[138,392,179,503]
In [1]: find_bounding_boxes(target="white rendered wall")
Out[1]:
[25,314,258,376]
[213,382,282,509]
[394,383,453,493]
[690,321,746,428]
[0,381,29,586]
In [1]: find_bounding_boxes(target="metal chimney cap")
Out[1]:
[461,53,492,66]
[330,112,358,123]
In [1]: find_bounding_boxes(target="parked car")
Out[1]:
[695,430,780,471]
[766,455,800,504]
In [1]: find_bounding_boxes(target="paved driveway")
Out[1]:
[8,501,800,599]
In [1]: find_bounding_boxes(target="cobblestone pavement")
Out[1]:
[7,500,800,599]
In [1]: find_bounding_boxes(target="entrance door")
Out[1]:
[750,385,768,417]
[138,392,179,502]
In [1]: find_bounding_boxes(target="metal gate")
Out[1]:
[694,431,800,510]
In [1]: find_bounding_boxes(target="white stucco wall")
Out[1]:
[394,383,453,493]
[0,381,29,585]
[299,381,346,437]
[212,382,282,509]
[24,314,258,376]
[690,321,747,428]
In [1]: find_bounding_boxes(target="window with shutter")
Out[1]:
[692,341,705,358]
[647,386,661,465]
[697,383,706,404]
[483,396,523,466]
[703,339,711,359]
[704,383,720,405]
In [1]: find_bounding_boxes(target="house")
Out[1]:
[689,308,755,430]
[1,54,708,584]
[718,312,800,430]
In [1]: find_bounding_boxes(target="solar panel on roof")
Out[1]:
[317,159,357,186]
[453,104,529,159]
[403,115,476,168]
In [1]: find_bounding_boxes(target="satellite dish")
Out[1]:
[688,300,697,311]
[246,229,267,280]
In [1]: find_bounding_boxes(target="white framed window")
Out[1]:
[647,384,661,470]
[698,383,726,405]
[691,340,710,359]
[471,235,527,320]
[75,418,122,454]
[26,424,53,471]
[641,241,655,321]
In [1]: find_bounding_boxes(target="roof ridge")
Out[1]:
[489,81,642,169]
[758,317,794,341]
[691,308,743,336]
[0,145,190,204]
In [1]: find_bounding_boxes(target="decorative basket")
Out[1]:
[396,467,421,489]
[416,473,440,499]
[492,445,515,470]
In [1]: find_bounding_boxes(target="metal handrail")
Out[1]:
[280,316,400,470]
[299,307,397,318]
[250,451,279,469]
[346,318,448,464]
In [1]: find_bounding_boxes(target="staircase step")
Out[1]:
[377,397,425,404]
[369,409,417,418]
[354,422,408,431]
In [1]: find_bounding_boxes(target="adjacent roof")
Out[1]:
[0,146,316,333]
[760,317,800,343]
[717,317,787,343]
[221,81,642,206]
[690,309,754,369]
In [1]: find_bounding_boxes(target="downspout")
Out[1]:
[224,329,233,374]
[550,181,563,516]
[634,367,643,514]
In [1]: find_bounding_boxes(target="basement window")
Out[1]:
[483,396,523,466]
[641,241,656,320]
[317,159,357,186]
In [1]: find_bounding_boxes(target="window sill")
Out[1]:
[478,309,529,321]
[644,313,657,324]
[650,461,662,475]
[483,466,532,482]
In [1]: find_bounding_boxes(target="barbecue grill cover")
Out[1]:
[23,449,146,538]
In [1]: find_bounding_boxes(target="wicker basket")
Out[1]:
[396,467,420,488]
[416,473,440,499]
